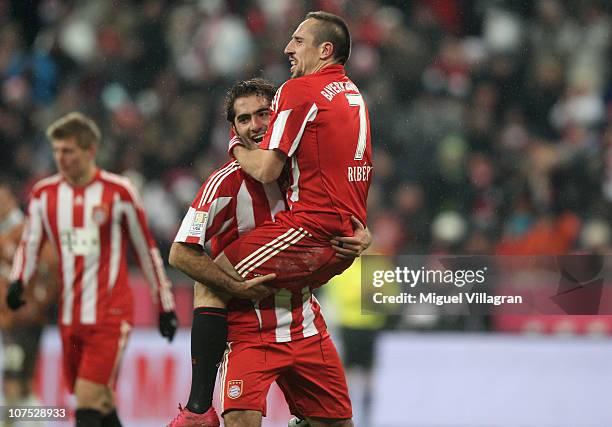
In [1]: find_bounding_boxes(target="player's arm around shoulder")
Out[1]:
[232,79,312,183]
[232,146,286,184]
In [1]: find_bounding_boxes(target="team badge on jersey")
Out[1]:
[92,205,109,225]
[188,211,208,237]
[227,380,243,399]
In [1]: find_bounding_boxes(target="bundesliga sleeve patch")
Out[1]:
[188,211,208,237]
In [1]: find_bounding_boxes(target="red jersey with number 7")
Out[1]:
[260,64,372,240]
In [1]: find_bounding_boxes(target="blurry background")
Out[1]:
[1,0,612,426]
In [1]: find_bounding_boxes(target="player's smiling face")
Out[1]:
[232,94,271,148]
[284,18,323,78]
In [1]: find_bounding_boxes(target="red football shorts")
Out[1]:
[222,219,353,291]
[219,333,352,419]
[59,321,131,392]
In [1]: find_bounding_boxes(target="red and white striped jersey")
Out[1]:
[260,64,372,240]
[175,160,328,343]
[11,169,175,326]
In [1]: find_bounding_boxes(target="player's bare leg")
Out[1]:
[74,378,114,413]
[224,409,263,427]
[194,282,229,308]
[306,418,353,427]
[74,378,118,425]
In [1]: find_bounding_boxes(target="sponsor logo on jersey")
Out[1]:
[227,380,243,399]
[60,228,100,255]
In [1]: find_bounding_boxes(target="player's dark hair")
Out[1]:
[305,11,351,65]
[225,78,276,124]
[46,111,101,149]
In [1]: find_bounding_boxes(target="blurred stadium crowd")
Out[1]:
[3,0,612,258]
[1,0,612,301]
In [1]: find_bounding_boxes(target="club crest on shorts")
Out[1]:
[92,205,109,225]
[227,380,243,399]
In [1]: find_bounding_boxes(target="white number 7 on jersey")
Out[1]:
[346,93,367,160]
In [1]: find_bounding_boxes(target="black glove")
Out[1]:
[6,280,25,310]
[159,310,178,342]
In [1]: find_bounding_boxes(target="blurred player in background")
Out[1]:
[6,112,178,427]
[168,79,368,427]
[0,180,58,426]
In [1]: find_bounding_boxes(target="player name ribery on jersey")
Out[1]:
[347,164,373,182]
[372,292,524,306]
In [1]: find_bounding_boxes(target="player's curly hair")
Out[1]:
[225,79,276,124]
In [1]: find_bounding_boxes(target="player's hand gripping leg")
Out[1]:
[331,216,371,259]
[224,409,263,427]
[214,253,276,300]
